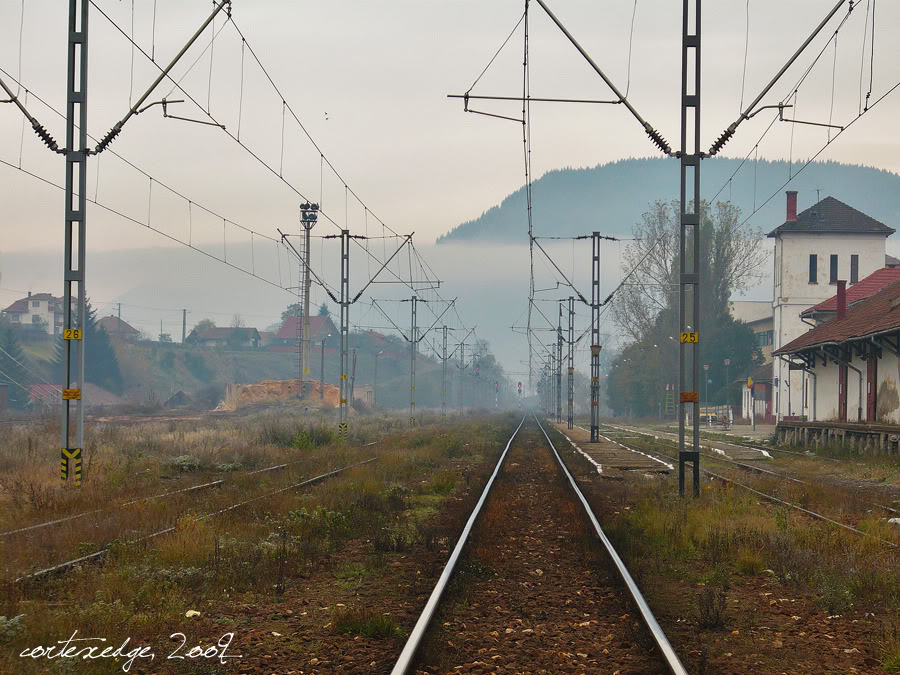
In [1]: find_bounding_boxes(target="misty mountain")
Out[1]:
[437,158,900,242]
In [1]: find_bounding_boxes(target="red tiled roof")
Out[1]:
[3,293,63,314]
[98,315,140,335]
[767,196,895,238]
[775,279,900,355]
[277,315,334,340]
[800,267,900,316]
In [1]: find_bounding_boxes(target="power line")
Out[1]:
[0,157,290,293]
[737,75,900,228]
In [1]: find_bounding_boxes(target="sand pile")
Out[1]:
[221,379,341,410]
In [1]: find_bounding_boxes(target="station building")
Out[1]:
[773,278,900,449]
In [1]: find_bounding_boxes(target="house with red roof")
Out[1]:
[770,192,895,421]
[269,315,338,352]
[799,267,900,325]
[98,315,141,343]
[1,292,66,335]
[774,279,900,424]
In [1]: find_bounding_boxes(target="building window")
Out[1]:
[830,254,838,283]
[756,330,774,347]
[31,300,40,308]
[32,315,41,324]
[850,254,859,284]
[809,254,817,283]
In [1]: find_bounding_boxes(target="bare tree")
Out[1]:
[612,200,680,344]
[230,314,245,328]
[612,199,766,344]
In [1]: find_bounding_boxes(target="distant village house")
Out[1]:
[2,292,65,335]
[185,326,261,349]
[98,315,141,343]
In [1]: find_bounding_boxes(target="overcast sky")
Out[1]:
[1,0,898,366]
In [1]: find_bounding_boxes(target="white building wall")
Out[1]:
[875,350,900,423]
[804,348,899,424]
[773,232,887,419]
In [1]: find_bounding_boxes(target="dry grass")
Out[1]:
[0,408,515,673]
[549,424,900,625]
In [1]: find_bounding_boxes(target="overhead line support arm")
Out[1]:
[533,0,673,155]
[0,75,63,152]
[92,0,232,154]
[708,0,848,155]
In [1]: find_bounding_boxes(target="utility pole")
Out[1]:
[338,230,350,439]
[408,296,417,424]
[320,334,329,401]
[556,307,563,424]
[567,296,574,430]
[458,341,466,412]
[298,203,318,398]
[350,347,357,404]
[441,326,448,417]
[704,363,710,427]
[55,0,91,487]
[678,0,702,497]
[724,358,731,424]
[590,232,601,441]
[374,350,382,408]
[182,309,187,343]
[0,0,231,486]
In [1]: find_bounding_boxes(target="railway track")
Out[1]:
[390,414,686,675]
[603,423,900,516]
[0,439,382,540]
[12,457,377,583]
[592,424,899,549]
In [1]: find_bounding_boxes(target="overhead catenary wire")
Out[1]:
[0,157,289,293]
[737,74,900,228]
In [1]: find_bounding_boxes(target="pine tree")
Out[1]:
[54,300,124,394]
[0,327,31,408]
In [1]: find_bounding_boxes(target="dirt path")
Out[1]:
[414,422,668,674]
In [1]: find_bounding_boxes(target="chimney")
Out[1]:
[27,291,31,298]
[786,191,798,222]
[836,280,847,320]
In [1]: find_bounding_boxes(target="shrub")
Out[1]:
[735,547,765,576]
[696,587,728,629]
[423,471,456,496]
[334,608,405,639]
[184,351,213,381]
[373,521,418,553]
[165,455,201,472]
[0,615,25,644]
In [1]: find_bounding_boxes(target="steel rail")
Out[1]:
[535,416,688,675]
[599,425,898,549]
[390,414,527,675]
[14,458,376,583]
[1,451,331,539]
[607,424,899,515]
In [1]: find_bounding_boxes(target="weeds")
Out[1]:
[881,621,900,672]
[696,586,728,629]
[333,608,406,639]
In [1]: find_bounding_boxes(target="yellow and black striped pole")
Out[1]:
[60,447,82,486]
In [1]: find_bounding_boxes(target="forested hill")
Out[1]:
[437,158,900,243]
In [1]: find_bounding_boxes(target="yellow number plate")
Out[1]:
[680,332,699,343]
[63,329,82,340]
[62,388,81,400]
